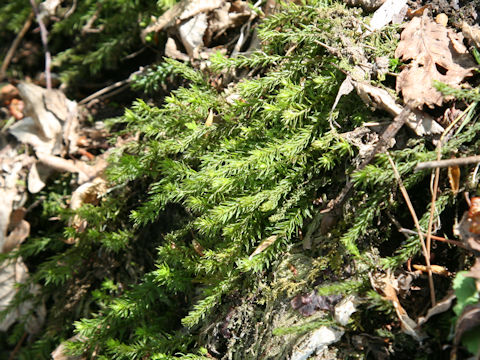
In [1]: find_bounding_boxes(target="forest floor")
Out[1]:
[2,0,480,359]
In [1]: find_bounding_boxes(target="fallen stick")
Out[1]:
[29,0,52,89]
[415,155,480,171]
[0,11,35,80]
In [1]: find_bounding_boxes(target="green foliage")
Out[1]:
[0,0,177,84]
[453,272,480,356]
[3,0,480,358]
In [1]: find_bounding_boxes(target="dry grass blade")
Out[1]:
[425,102,476,289]
[387,153,436,306]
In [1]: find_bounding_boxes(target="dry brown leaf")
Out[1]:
[51,335,85,360]
[205,109,214,127]
[417,292,455,326]
[249,235,277,259]
[192,239,204,256]
[141,0,223,42]
[164,37,190,61]
[0,83,19,105]
[69,177,108,238]
[448,163,460,195]
[454,211,480,252]
[395,13,476,109]
[2,219,30,253]
[178,13,208,59]
[370,272,424,340]
[412,264,451,276]
[462,21,480,49]
[454,303,480,350]
[352,80,444,135]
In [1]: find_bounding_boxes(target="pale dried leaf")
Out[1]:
[69,177,107,237]
[141,0,223,41]
[395,13,476,109]
[9,116,59,154]
[290,326,344,360]
[179,13,208,59]
[462,21,480,48]
[370,272,424,340]
[2,219,30,253]
[330,76,354,116]
[334,296,357,325]
[17,82,62,140]
[353,80,444,135]
[249,235,277,259]
[51,335,85,360]
[0,188,15,254]
[369,0,407,30]
[0,258,44,333]
[28,161,52,193]
[454,303,480,349]
[38,0,62,20]
[417,292,455,326]
[179,0,223,20]
[165,37,190,61]
[205,109,214,127]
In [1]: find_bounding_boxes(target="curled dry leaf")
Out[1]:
[69,177,108,238]
[0,83,19,105]
[369,0,407,31]
[352,80,444,136]
[462,21,480,49]
[51,335,85,360]
[395,13,476,109]
[0,258,45,333]
[417,292,455,326]
[448,163,460,195]
[370,272,424,341]
[454,303,480,352]
[249,235,277,259]
[412,264,451,276]
[8,98,24,120]
[455,211,480,252]
[468,198,480,235]
[2,219,30,254]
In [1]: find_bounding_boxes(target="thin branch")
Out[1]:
[387,153,436,306]
[415,155,480,171]
[29,0,52,89]
[8,331,27,360]
[79,79,130,105]
[0,11,35,81]
[398,228,468,249]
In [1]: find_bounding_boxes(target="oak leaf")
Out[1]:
[395,13,476,109]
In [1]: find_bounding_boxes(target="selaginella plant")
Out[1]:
[3,0,480,358]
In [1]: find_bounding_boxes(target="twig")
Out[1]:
[8,331,27,360]
[387,153,436,306]
[29,0,52,89]
[398,228,468,249]
[64,0,77,18]
[0,11,35,81]
[79,68,143,105]
[79,79,131,105]
[415,155,480,171]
